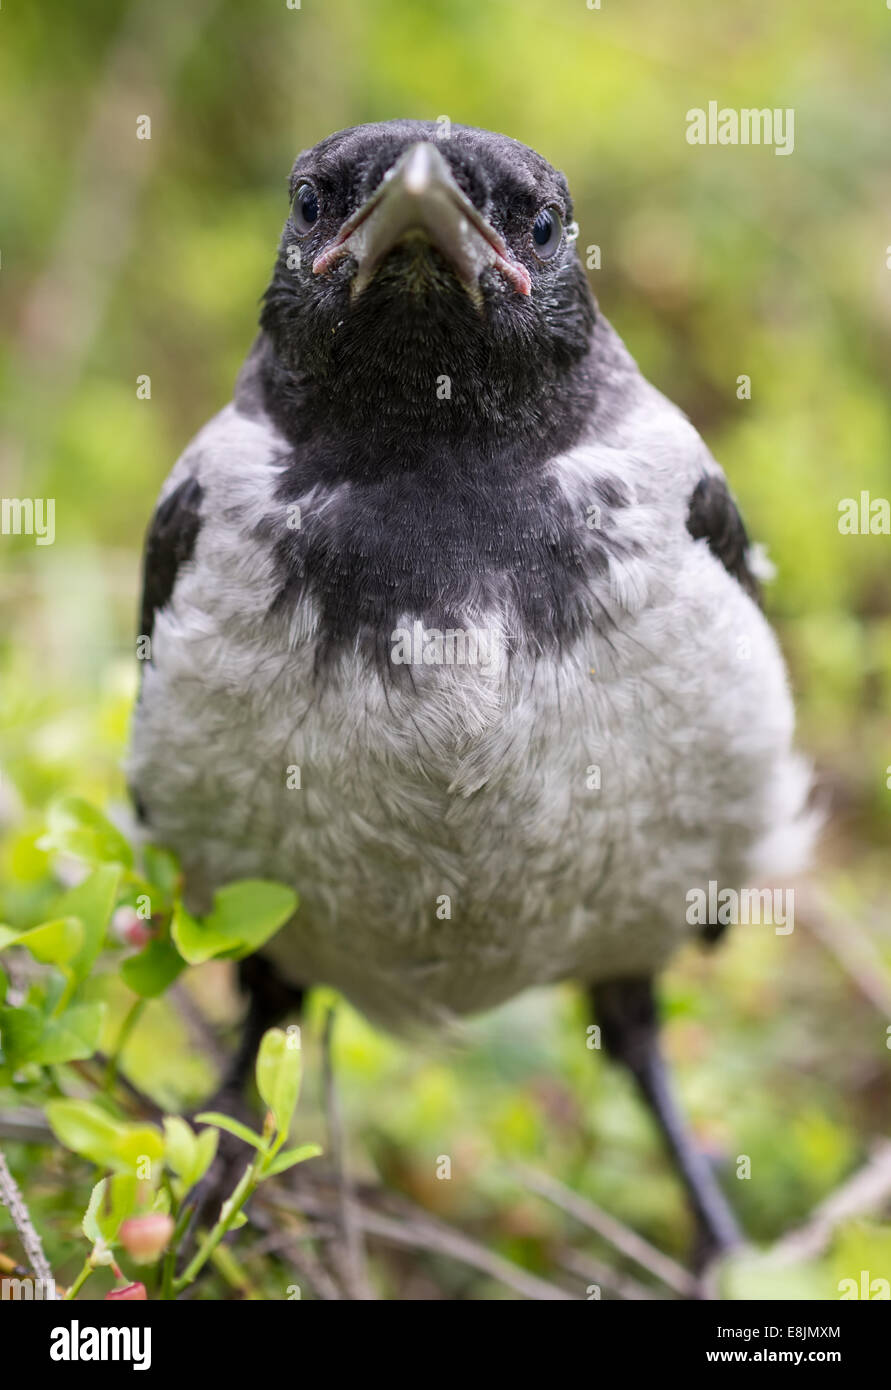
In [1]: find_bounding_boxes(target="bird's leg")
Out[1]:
[185,956,305,1236]
[215,954,306,1114]
[589,976,743,1267]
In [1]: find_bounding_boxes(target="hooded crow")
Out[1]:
[128,120,814,1262]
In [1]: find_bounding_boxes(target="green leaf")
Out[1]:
[106,1175,139,1235]
[142,845,180,908]
[720,1250,832,1301]
[121,937,185,997]
[171,881,297,965]
[82,1175,138,1243]
[52,864,122,985]
[0,1001,105,1066]
[262,1143,322,1177]
[82,1178,106,1243]
[40,797,133,869]
[163,1116,218,1188]
[28,1002,106,1064]
[114,1124,166,1172]
[192,1126,219,1186]
[163,1116,197,1181]
[256,1027,301,1135]
[152,1187,172,1215]
[47,1099,126,1168]
[47,1099,164,1173]
[0,917,83,964]
[0,1004,45,1066]
[832,1222,891,1298]
[194,1112,267,1152]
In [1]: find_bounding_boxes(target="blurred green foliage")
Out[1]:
[0,0,889,1298]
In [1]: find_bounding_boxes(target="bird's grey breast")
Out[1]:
[129,385,811,1030]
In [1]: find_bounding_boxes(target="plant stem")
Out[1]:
[0,1148,55,1286]
[210,1242,259,1299]
[65,1259,94,1301]
[172,1161,257,1293]
[160,1198,192,1300]
[103,998,146,1091]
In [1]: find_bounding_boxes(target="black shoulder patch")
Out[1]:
[686,473,761,606]
[139,476,204,645]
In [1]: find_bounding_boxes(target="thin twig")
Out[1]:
[0,1108,54,1144]
[557,1246,666,1300]
[352,1205,576,1300]
[247,1200,345,1301]
[282,1240,345,1302]
[511,1164,698,1298]
[271,1184,576,1301]
[321,1008,373,1300]
[0,1149,56,1292]
[770,1140,891,1264]
[798,886,891,1018]
[259,1232,345,1301]
[72,1057,165,1122]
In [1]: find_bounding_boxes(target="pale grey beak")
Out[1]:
[312,141,531,301]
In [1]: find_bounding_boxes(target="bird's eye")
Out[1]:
[531,207,563,260]
[292,183,320,234]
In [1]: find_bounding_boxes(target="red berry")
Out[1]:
[119,1213,174,1263]
[106,1282,148,1300]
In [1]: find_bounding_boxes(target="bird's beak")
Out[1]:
[312,142,532,302]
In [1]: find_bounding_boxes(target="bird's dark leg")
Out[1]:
[220,954,306,1105]
[589,976,743,1265]
[185,957,306,1236]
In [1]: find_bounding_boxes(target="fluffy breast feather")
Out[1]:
[128,393,813,1031]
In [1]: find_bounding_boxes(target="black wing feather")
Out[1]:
[686,472,762,945]
[686,473,761,608]
[139,476,204,644]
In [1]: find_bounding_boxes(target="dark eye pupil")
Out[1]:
[533,210,554,245]
[298,187,318,224]
[531,206,563,259]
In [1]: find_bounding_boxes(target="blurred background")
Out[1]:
[0,0,889,1298]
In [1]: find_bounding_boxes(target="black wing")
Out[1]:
[139,476,204,645]
[132,476,203,825]
[686,473,762,608]
[686,472,762,945]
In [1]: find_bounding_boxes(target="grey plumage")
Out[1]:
[128,121,814,1036]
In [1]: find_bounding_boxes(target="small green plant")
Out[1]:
[0,795,319,1298]
[45,1027,319,1299]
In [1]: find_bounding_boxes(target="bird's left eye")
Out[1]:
[531,207,563,259]
[292,183,320,234]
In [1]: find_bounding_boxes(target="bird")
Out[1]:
[127,119,814,1267]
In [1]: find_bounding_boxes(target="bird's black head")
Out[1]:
[258,120,599,472]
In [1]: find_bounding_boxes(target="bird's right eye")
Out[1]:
[531,206,563,260]
[292,183,320,234]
